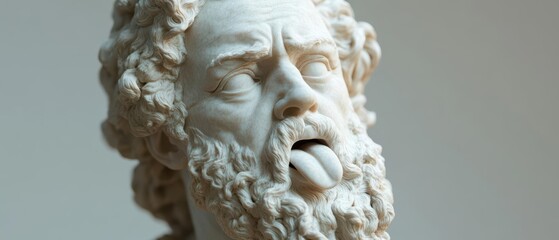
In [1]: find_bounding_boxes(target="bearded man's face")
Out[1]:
[170,0,394,238]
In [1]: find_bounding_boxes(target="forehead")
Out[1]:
[185,0,331,61]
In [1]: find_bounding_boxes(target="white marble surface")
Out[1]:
[98,0,392,239]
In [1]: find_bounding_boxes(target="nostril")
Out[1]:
[274,82,318,119]
[282,106,301,118]
[309,103,318,113]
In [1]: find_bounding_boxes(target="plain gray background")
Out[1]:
[1,0,557,239]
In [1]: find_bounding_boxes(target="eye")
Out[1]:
[299,58,331,78]
[221,72,258,93]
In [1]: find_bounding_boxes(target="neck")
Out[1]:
[181,171,232,240]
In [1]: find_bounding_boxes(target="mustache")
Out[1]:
[264,114,342,183]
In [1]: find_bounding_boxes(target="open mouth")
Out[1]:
[290,139,328,170]
[292,138,328,150]
[288,137,342,189]
[289,163,297,169]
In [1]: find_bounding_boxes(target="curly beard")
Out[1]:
[185,114,394,240]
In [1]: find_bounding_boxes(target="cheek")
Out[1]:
[314,75,354,126]
[185,95,275,153]
[185,99,229,129]
[319,74,353,108]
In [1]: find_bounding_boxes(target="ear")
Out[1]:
[145,130,187,170]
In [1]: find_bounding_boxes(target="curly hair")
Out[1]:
[99,0,381,238]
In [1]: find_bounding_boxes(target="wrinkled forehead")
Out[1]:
[185,0,331,61]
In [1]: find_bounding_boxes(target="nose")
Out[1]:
[274,76,318,119]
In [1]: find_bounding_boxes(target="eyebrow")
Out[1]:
[284,36,337,53]
[207,44,271,70]
[205,36,337,72]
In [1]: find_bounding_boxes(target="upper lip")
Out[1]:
[290,125,332,150]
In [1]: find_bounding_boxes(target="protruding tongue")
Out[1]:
[290,142,343,189]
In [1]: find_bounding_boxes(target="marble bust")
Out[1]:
[99,0,394,239]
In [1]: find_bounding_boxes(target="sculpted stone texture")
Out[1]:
[99,0,394,239]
